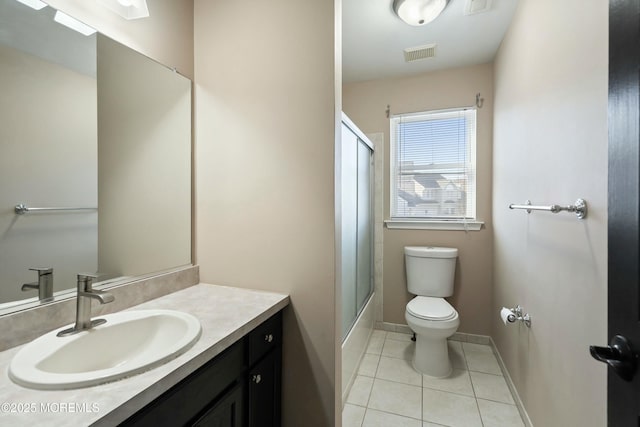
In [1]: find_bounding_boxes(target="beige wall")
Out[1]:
[193,0,338,426]
[97,35,191,279]
[492,0,608,425]
[343,63,494,334]
[0,44,97,302]
[45,0,193,78]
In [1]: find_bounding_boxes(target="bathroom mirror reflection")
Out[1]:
[0,0,191,313]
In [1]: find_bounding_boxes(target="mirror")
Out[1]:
[0,0,191,313]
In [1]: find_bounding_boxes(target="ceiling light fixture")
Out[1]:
[53,10,97,36]
[393,0,449,26]
[14,0,47,10]
[97,0,149,20]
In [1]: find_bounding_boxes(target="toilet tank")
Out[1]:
[404,246,458,297]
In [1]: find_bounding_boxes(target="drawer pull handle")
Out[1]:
[252,374,262,384]
[265,334,274,343]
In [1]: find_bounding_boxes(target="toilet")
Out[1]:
[404,246,459,378]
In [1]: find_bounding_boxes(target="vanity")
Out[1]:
[122,307,281,427]
[0,282,289,426]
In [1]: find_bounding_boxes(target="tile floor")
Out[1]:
[343,330,526,427]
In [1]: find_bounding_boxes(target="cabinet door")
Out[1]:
[121,341,245,427]
[191,382,244,427]
[247,348,281,427]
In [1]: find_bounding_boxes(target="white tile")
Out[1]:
[376,356,422,386]
[387,331,413,342]
[367,334,385,355]
[362,409,422,427]
[368,378,422,419]
[358,353,380,377]
[422,368,474,397]
[422,388,483,427]
[462,342,493,353]
[448,340,467,370]
[347,376,374,406]
[423,423,448,427]
[342,403,366,427]
[381,338,414,360]
[371,329,387,339]
[462,343,502,375]
[470,371,515,404]
[477,399,525,427]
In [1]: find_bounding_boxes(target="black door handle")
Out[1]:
[590,335,638,381]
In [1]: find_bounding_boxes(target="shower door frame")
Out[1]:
[339,113,375,341]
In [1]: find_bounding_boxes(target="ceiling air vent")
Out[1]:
[403,44,436,62]
[464,0,492,15]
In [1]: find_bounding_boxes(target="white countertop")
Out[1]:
[0,283,290,427]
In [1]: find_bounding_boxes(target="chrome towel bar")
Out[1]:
[14,203,97,215]
[508,198,587,219]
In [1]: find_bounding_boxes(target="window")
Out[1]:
[390,108,477,222]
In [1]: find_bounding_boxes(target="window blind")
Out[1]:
[390,108,477,220]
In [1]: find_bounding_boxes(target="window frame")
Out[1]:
[386,106,483,231]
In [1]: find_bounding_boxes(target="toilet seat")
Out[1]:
[406,297,457,321]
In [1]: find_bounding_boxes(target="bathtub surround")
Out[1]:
[492,0,608,425]
[342,294,375,403]
[368,132,385,330]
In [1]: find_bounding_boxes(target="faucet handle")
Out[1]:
[22,268,54,301]
[29,267,53,275]
[77,273,98,291]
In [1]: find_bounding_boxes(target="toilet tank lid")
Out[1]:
[404,246,458,258]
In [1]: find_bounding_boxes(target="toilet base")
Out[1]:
[413,335,452,378]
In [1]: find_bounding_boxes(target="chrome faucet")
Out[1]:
[57,274,114,337]
[21,267,54,301]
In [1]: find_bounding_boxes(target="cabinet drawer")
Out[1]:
[248,312,282,365]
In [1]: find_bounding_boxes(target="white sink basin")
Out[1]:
[9,309,201,390]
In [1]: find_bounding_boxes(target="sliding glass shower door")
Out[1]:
[341,119,374,340]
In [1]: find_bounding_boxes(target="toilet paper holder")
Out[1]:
[504,305,531,327]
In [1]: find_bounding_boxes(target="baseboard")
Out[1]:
[377,322,490,345]
[490,337,534,427]
[376,321,412,335]
[450,331,491,345]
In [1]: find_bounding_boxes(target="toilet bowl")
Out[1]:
[405,296,459,377]
[404,246,459,378]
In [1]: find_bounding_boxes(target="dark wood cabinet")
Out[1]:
[246,312,282,427]
[247,347,281,427]
[121,311,282,427]
[192,382,244,427]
